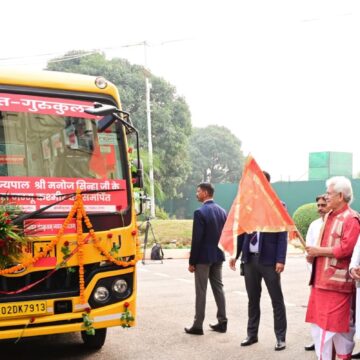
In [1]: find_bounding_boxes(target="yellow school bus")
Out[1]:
[0,69,143,348]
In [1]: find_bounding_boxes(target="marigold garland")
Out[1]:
[0,190,140,306]
[77,204,85,304]
[0,198,76,275]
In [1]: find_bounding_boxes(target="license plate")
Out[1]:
[0,301,47,318]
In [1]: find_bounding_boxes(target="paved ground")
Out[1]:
[3,253,360,359]
[129,254,317,360]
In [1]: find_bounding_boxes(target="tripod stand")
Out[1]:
[139,217,162,264]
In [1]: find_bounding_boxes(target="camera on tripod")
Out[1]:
[138,195,163,264]
[139,195,153,220]
[140,195,151,203]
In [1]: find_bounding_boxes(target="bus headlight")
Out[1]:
[88,274,133,308]
[112,279,128,294]
[93,286,110,303]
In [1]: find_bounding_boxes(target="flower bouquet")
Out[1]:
[0,202,28,269]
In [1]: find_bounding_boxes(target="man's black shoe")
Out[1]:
[209,322,227,333]
[184,327,204,335]
[352,352,360,359]
[304,343,315,351]
[241,337,258,346]
[275,340,286,351]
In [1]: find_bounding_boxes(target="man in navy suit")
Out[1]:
[229,171,288,351]
[185,182,228,335]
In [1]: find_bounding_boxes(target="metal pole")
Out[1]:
[143,41,156,218]
[146,76,156,218]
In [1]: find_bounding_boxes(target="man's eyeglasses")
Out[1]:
[317,204,327,208]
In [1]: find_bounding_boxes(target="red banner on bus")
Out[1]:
[0,93,98,119]
[0,176,127,213]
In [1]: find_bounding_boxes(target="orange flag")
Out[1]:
[219,156,299,256]
[89,139,107,178]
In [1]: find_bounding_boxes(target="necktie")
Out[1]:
[250,233,257,245]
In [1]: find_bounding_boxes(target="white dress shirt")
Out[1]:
[305,217,324,271]
[249,231,260,253]
[306,217,324,247]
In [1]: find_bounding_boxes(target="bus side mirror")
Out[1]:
[97,114,115,132]
[132,159,143,189]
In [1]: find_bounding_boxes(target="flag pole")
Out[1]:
[291,228,306,249]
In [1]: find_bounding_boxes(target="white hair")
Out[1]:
[326,176,353,204]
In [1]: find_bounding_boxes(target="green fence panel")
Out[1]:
[163,179,360,219]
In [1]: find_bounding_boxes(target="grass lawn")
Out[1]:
[138,219,192,248]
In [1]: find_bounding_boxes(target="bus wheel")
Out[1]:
[81,328,107,349]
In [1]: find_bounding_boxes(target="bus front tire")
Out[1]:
[81,328,107,349]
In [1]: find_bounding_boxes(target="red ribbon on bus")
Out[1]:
[0,234,91,295]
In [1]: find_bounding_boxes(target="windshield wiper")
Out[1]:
[12,188,124,225]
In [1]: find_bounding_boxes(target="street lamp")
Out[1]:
[145,76,156,218]
[143,42,156,218]
[128,39,188,218]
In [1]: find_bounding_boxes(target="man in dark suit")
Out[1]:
[185,182,228,335]
[229,171,287,351]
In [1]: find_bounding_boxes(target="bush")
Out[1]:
[292,203,319,240]
[155,206,169,220]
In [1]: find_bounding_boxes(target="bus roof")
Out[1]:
[0,68,121,104]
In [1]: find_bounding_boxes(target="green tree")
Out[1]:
[46,51,192,199]
[137,150,165,202]
[187,125,245,186]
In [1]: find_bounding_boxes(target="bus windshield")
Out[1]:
[0,93,128,214]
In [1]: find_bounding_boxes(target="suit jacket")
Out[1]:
[189,200,227,265]
[236,231,288,265]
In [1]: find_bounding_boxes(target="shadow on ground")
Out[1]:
[1,333,100,359]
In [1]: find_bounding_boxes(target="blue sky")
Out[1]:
[2,0,360,182]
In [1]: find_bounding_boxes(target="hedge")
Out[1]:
[292,203,319,240]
